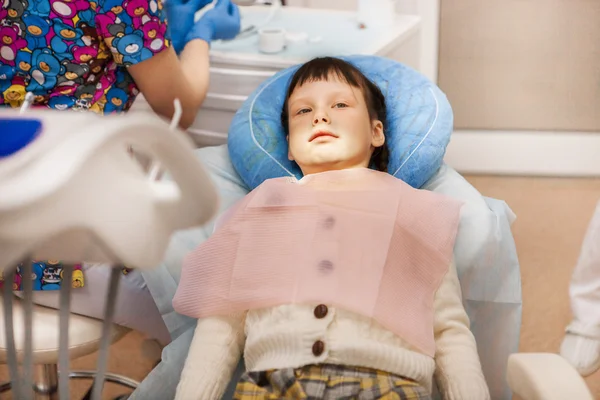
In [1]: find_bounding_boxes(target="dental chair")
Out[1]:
[0,109,219,399]
[132,55,595,400]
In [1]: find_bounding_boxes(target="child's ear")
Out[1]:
[371,120,385,148]
[287,135,294,161]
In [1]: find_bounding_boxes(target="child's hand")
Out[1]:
[165,0,213,53]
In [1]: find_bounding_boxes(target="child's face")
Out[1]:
[286,75,384,176]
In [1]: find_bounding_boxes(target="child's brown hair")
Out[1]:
[281,57,389,172]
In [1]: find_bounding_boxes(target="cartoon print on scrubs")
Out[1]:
[0,0,169,113]
[0,261,85,290]
[0,262,133,291]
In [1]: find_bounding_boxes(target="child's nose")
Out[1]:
[312,113,330,125]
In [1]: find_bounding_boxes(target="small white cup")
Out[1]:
[258,28,286,54]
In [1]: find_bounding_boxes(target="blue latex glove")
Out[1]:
[185,0,241,45]
[165,0,213,54]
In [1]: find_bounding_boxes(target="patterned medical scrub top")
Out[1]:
[0,0,170,113]
[0,0,169,289]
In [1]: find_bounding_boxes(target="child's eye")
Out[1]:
[296,108,311,115]
[334,103,348,108]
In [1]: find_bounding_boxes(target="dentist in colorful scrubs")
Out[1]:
[0,0,241,347]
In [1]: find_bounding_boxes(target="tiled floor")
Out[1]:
[1,174,600,399]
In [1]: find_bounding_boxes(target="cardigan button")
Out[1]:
[314,304,328,319]
[322,216,335,229]
[318,260,334,273]
[312,340,325,356]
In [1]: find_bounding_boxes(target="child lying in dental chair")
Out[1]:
[172,57,491,400]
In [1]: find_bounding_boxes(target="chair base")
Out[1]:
[69,370,139,389]
[0,364,140,399]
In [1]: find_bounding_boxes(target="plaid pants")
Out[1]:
[234,364,431,400]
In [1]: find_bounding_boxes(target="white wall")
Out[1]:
[438,0,600,176]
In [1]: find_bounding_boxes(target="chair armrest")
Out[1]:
[507,353,593,400]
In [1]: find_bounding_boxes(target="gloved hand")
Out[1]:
[185,0,241,46]
[165,0,213,54]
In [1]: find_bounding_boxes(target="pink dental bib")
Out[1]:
[173,168,462,356]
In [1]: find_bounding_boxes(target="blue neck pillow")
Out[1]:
[227,55,453,190]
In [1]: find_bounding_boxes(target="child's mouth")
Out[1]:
[310,131,338,142]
